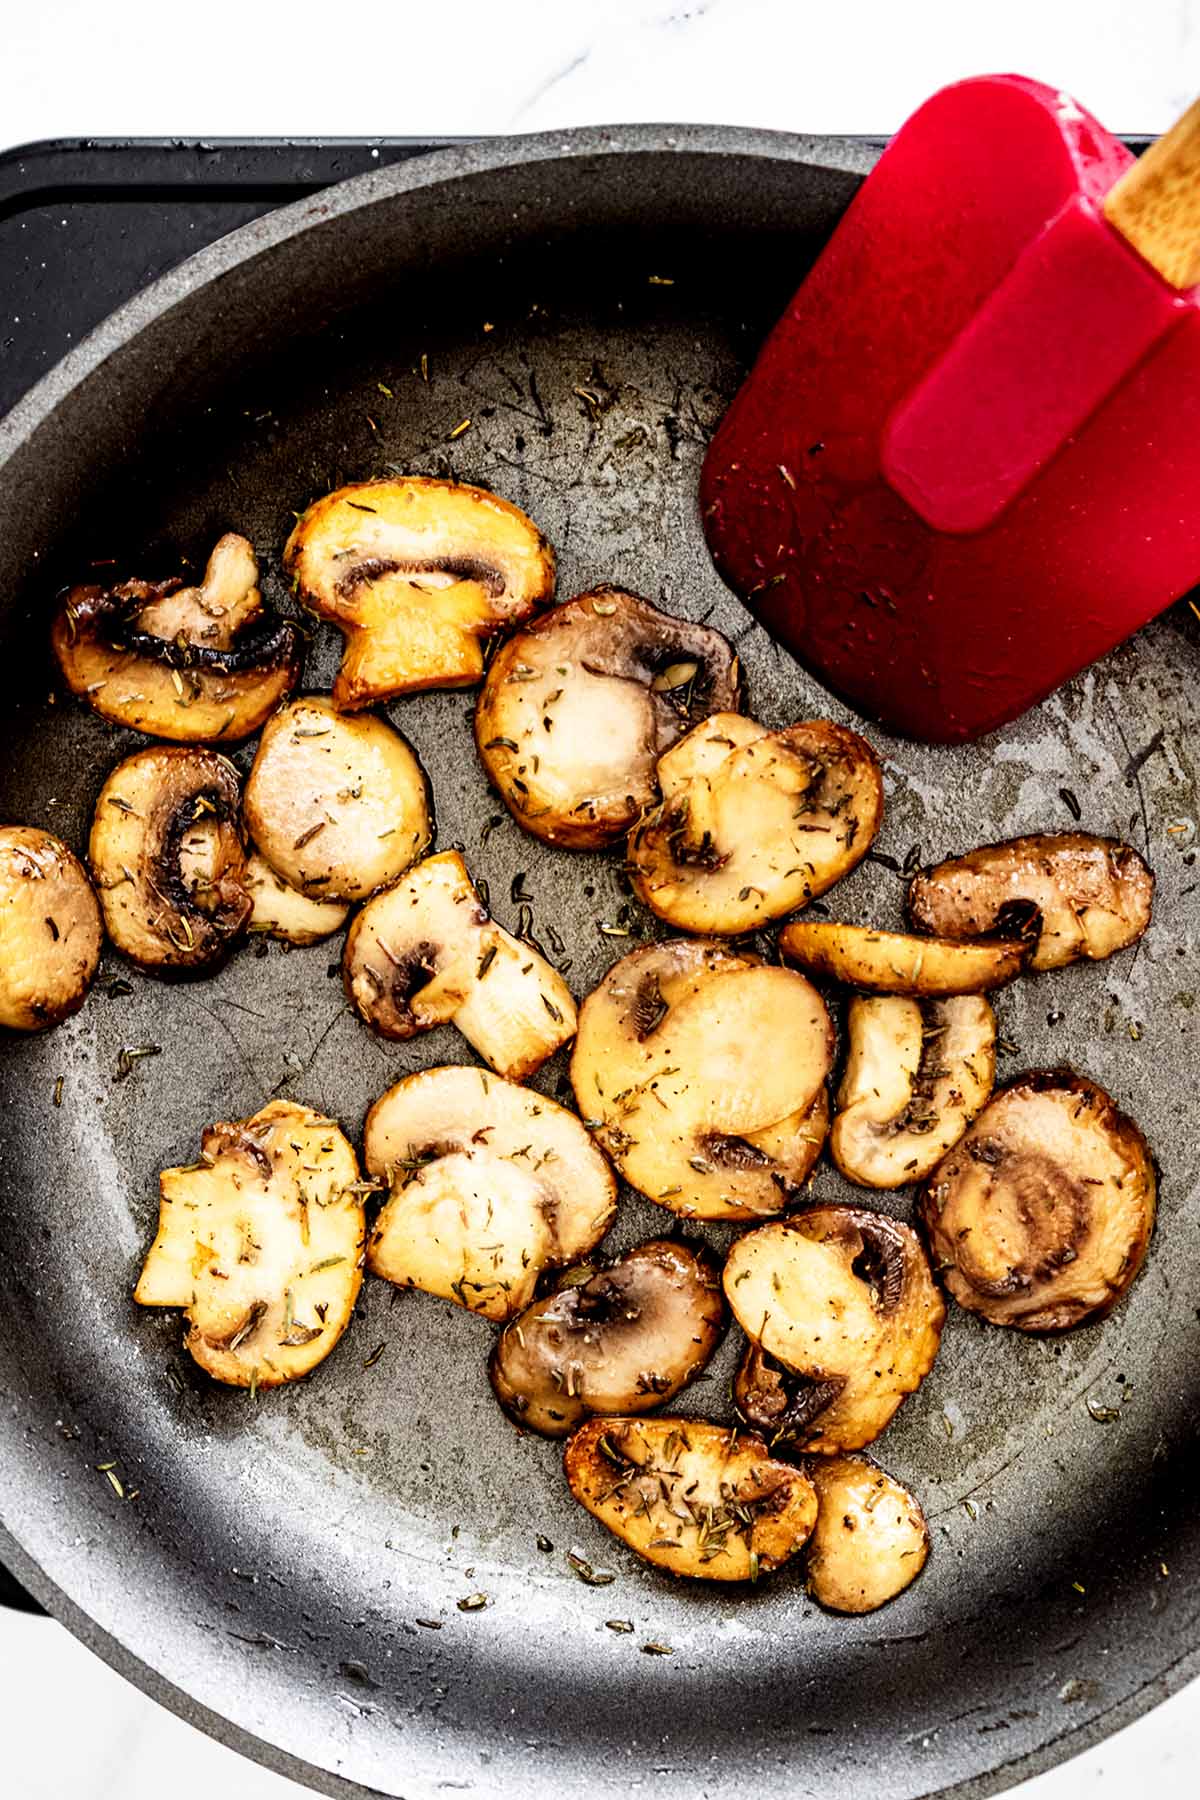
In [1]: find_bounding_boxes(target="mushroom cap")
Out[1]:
[489,1239,727,1436]
[51,534,301,742]
[89,746,251,975]
[283,477,555,707]
[919,1069,1156,1331]
[565,1416,818,1581]
[0,826,103,1031]
[627,714,884,934]
[363,1066,617,1321]
[907,832,1154,972]
[725,1207,945,1453]
[805,1455,930,1614]
[243,695,431,901]
[571,937,834,1220]
[475,587,741,848]
[779,920,1031,995]
[831,995,996,1188]
[134,1099,365,1388]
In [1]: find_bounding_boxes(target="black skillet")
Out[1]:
[0,124,1198,1800]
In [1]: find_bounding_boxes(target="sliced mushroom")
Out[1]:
[0,827,103,1030]
[344,850,575,1080]
[489,1240,726,1436]
[284,477,555,707]
[134,1099,364,1387]
[725,1208,945,1452]
[245,852,350,945]
[907,833,1154,971]
[90,747,251,974]
[475,587,741,848]
[805,1456,929,1614]
[919,1071,1156,1331]
[831,996,996,1188]
[564,1416,817,1581]
[364,1065,617,1321]
[779,920,1030,994]
[627,714,883,934]
[243,696,431,902]
[570,938,834,1220]
[52,534,301,742]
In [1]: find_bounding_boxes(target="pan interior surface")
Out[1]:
[0,129,1197,1800]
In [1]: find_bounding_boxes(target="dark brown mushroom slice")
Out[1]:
[51,534,301,742]
[919,1070,1156,1331]
[724,1207,945,1452]
[570,937,834,1220]
[90,746,251,975]
[283,477,555,707]
[475,587,741,848]
[907,832,1154,971]
[779,920,1030,994]
[0,826,103,1030]
[565,1416,818,1581]
[805,1455,930,1614]
[830,995,996,1188]
[490,1239,727,1437]
[627,713,884,934]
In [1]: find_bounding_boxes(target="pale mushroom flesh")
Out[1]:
[245,852,350,945]
[805,1455,930,1614]
[779,920,1031,995]
[0,826,103,1030]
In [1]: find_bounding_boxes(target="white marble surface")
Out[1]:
[2,0,1197,1795]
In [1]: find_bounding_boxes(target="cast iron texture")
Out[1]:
[0,125,1197,1800]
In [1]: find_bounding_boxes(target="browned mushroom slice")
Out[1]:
[90,747,251,974]
[570,938,834,1220]
[134,1099,364,1387]
[919,1070,1155,1331]
[725,1208,945,1452]
[475,587,741,848]
[907,832,1154,971]
[284,477,555,707]
[52,534,300,742]
[364,1066,616,1321]
[0,826,103,1030]
[831,996,996,1188]
[779,920,1030,994]
[344,850,575,1079]
[805,1456,929,1613]
[564,1416,817,1581]
[627,714,883,934]
[242,696,431,902]
[489,1240,726,1436]
[245,852,350,945]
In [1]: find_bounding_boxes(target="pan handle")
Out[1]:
[0,1562,45,1614]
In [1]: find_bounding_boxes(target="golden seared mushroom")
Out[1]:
[344,850,575,1080]
[805,1456,929,1614]
[90,747,251,975]
[52,534,301,742]
[245,852,350,946]
[364,1065,617,1321]
[284,477,555,707]
[571,938,832,1221]
[919,1071,1156,1332]
[725,1208,945,1452]
[0,827,103,1030]
[565,1416,817,1581]
[475,587,741,848]
[907,832,1154,972]
[243,696,430,902]
[831,996,996,1189]
[779,920,1030,995]
[627,713,883,934]
[134,1099,365,1388]
[489,1240,726,1436]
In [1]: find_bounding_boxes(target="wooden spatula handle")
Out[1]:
[1104,95,1200,289]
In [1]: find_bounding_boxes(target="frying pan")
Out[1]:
[0,125,1198,1800]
